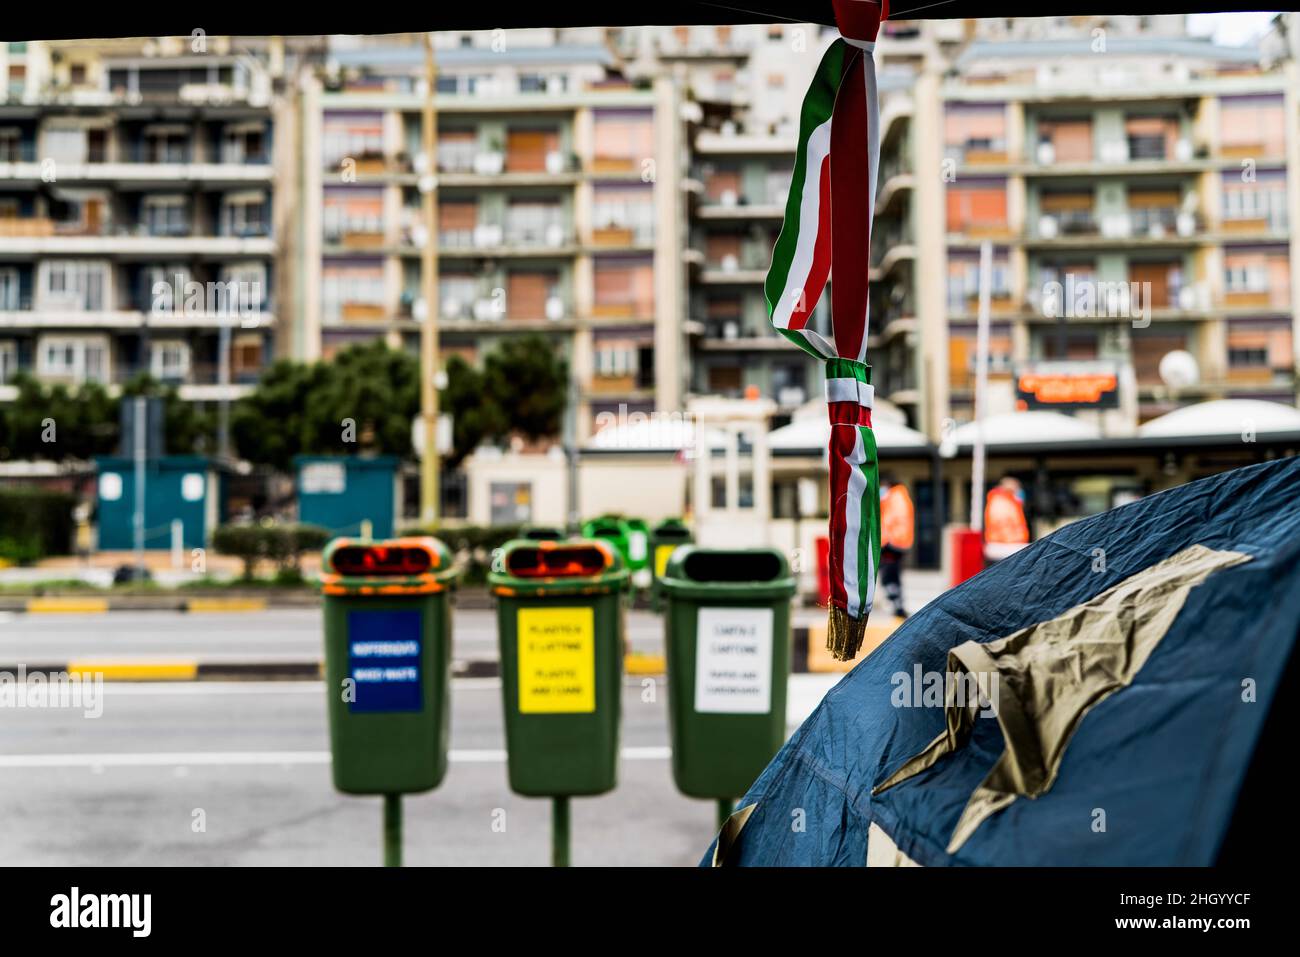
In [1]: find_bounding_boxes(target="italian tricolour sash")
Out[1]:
[765,0,886,660]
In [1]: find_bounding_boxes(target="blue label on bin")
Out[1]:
[347,610,423,713]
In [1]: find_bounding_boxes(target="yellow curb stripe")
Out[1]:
[186,598,268,613]
[624,653,666,676]
[67,661,199,681]
[26,597,109,614]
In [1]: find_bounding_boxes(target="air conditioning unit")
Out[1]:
[723,320,739,339]
[1177,286,1198,311]
[545,150,565,174]
[720,189,738,207]
[1036,141,1056,165]
[1037,215,1059,239]
[1175,138,1194,162]
[721,254,739,273]
[442,297,463,320]
[1176,213,1196,237]
[545,296,565,321]
[473,298,501,321]
[545,223,565,247]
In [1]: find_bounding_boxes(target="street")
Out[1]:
[0,678,735,866]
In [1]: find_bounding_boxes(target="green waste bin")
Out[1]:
[649,518,693,611]
[581,516,629,566]
[660,546,796,806]
[321,536,459,796]
[489,539,629,797]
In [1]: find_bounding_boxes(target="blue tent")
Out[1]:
[705,456,1300,866]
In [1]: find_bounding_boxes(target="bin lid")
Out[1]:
[319,536,458,596]
[660,546,796,600]
[650,519,693,542]
[488,539,629,596]
[520,525,567,542]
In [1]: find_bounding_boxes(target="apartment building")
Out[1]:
[871,15,1300,438]
[301,30,684,440]
[0,36,288,403]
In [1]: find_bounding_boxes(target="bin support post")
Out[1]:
[384,793,402,867]
[552,796,570,868]
[717,799,733,831]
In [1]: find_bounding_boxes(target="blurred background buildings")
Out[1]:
[2,14,1299,568]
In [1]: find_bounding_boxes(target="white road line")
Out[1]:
[83,678,503,695]
[0,745,672,769]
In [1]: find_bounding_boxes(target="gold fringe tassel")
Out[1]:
[827,604,869,661]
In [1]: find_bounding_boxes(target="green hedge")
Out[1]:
[0,487,76,564]
[212,522,331,581]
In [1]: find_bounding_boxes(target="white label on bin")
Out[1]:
[694,607,773,714]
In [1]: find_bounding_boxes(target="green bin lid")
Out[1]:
[488,538,629,597]
[320,535,459,595]
[659,546,796,600]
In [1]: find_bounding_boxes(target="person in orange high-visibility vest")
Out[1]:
[984,476,1030,565]
[878,475,915,619]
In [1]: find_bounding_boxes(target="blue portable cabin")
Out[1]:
[93,456,226,550]
[294,454,399,540]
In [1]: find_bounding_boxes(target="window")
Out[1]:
[143,195,189,236]
[321,113,383,169]
[593,256,653,317]
[0,268,19,310]
[222,124,266,164]
[150,340,191,380]
[592,185,653,242]
[592,109,653,170]
[43,127,88,164]
[506,200,564,246]
[36,335,110,384]
[223,194,268,237]
[39,261,108,311]
[0,340,16,384]
[0,128,24,162]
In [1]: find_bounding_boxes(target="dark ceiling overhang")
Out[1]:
[1,3,1293,41]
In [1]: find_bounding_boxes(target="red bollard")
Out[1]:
[815,535,831,607]
[950,528,985,587]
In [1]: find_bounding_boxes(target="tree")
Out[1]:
[0,374,118,461]
[483,334,568,442]
[229,336,567,472]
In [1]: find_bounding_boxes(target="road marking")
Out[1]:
[186,598,269,613]
[0,745,673,769]
[26,598,109,614]
[67,661,198,681]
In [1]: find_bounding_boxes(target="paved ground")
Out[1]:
[0,570,949,665]
[0,675,839,866]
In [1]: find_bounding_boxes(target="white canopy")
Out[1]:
[947,410,1101,448]
[1138,399,1300,438]
[768,399,931,453]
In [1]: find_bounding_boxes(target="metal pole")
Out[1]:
[217,318,232,459]
[419,32,441,526]
[717,799,733,831]
[132,395,147,578]
[970,241,992,532]
[551,796,570,867]
[563,373,579,534]
[383,793,402,867]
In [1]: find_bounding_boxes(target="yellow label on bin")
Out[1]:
[655,544,677,578]
[517,607,596,714]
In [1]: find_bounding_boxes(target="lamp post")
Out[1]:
[419,32,441,526]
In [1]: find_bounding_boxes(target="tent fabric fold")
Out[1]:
[702,457,1300,866]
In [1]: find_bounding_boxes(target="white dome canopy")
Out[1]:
[948,410,1101,448]
[1138,399,1300,438]
[768,400,931,453]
